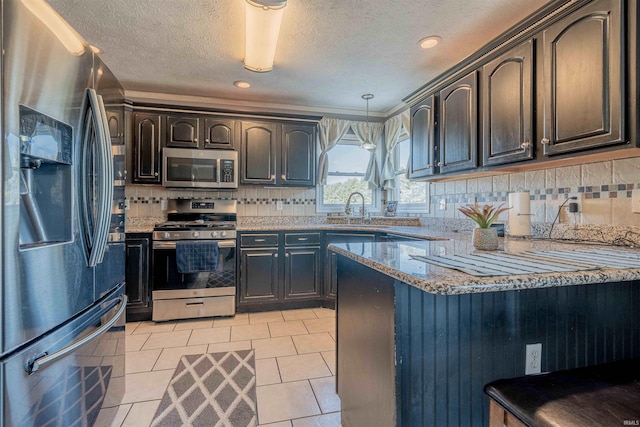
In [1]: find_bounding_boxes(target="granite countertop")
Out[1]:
[329,237,640,296]
[236,224,449,239]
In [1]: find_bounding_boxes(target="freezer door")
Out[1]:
[1,284,126,427]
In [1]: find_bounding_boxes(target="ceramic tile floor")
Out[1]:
[102,308,340,427]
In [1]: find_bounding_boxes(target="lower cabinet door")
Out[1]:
[284,247,321,300]
[239,248,279,304]
[125,235,152,321]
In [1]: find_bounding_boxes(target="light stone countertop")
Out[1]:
[329,237,640,295]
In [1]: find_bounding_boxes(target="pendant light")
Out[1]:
[360,94,375,150]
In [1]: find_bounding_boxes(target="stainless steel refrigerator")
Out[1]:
[1,0,127,425]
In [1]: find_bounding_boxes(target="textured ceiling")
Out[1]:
[47,0,551,116]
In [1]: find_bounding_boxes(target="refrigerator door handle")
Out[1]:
[25,295,127,375]
[86,89,113,267]
[93,93,114,265]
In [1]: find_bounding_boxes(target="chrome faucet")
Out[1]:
[345,192,369,224]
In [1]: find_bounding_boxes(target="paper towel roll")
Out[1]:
[508,192,531,236]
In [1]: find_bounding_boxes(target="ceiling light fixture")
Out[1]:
[419,35,442,49]
[21,0,86,56]
[244,0,287,73]
[234,80,251,89]
[360,94,376,151]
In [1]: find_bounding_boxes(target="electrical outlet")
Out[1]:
[632,189,640,213]
[276,200,283,211]
[438,246,446,256]
[525,343,542,375]
[439,199,447,210]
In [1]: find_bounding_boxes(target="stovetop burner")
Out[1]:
[154,220,236,231]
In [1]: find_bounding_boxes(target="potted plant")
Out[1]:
[458,203,510,250]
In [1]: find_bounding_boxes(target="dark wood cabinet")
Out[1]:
[541,0,624,155]
[240,121,278,185]
[166,116,200,148]
[324,232,376,301]
[132,113,162,183]
[284,232,321,300]
[438,71,478,173]
[241,121,317,187]
[239,247,280,304]
[280,124,316,186]
[203,118,236,149]
[409,95,437,179]
[482,40,534,166]
[238,231,323,310]
[106,108,124,145]
[125,233,152,321]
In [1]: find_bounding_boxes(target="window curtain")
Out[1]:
[380,113,405,190]
[351,121,384,189]
[317,117,351,185]
[399,110,411,179]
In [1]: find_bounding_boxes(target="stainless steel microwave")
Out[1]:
[162,147,238,189]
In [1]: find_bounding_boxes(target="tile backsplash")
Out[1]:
[426,157,640,228]
[125,186,319,219]
[125,157,640,234]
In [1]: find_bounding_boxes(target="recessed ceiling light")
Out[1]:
[234,80,251,89]
[418,36,442,49]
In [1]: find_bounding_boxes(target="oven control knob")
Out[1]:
[221,231,228,237]
[163,232,171,239]
[211,231,218,238]
[192,231,200,238]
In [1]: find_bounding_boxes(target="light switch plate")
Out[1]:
[439,199,446,210]
[632,189,640,213]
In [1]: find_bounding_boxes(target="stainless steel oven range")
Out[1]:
[152,200,237,321]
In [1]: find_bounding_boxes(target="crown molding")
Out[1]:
[124,90,390,122]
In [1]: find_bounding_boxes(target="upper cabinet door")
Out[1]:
[409,95,436,179]
[203,118,236,149]
[280,124,316,186]
[542,0,624,156]
[106,108,124,145]
[482,40,534,166]
[132,113,162,184]
[241,121,278,185]
[166,116,200,148]
[438,71,478,173]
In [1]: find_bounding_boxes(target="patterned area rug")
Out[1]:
[151,350,257,427]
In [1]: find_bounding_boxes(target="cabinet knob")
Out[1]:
[426,164,432,168]
[274,254,278,258]
[285,253,289,257]
[541,137,550,145]
[520,141,531,149]
[194,138,198,143]
[205,138,210,143]
[437,161,444,167]
[154,172,159,177]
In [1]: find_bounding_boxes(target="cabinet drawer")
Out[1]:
[285,232,321,246]
[241,233,279,247]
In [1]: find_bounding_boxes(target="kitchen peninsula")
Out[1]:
[330,237,640,427]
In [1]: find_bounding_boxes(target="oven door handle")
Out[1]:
[153,240,236,249]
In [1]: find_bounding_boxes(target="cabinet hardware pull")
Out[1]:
[541,137,550,145]
[254,238,266,242]
[426,164,432,168]
[186,302,204,306]
[520,141,531,149]
[437,161,444,167]
[298,237,308,241]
